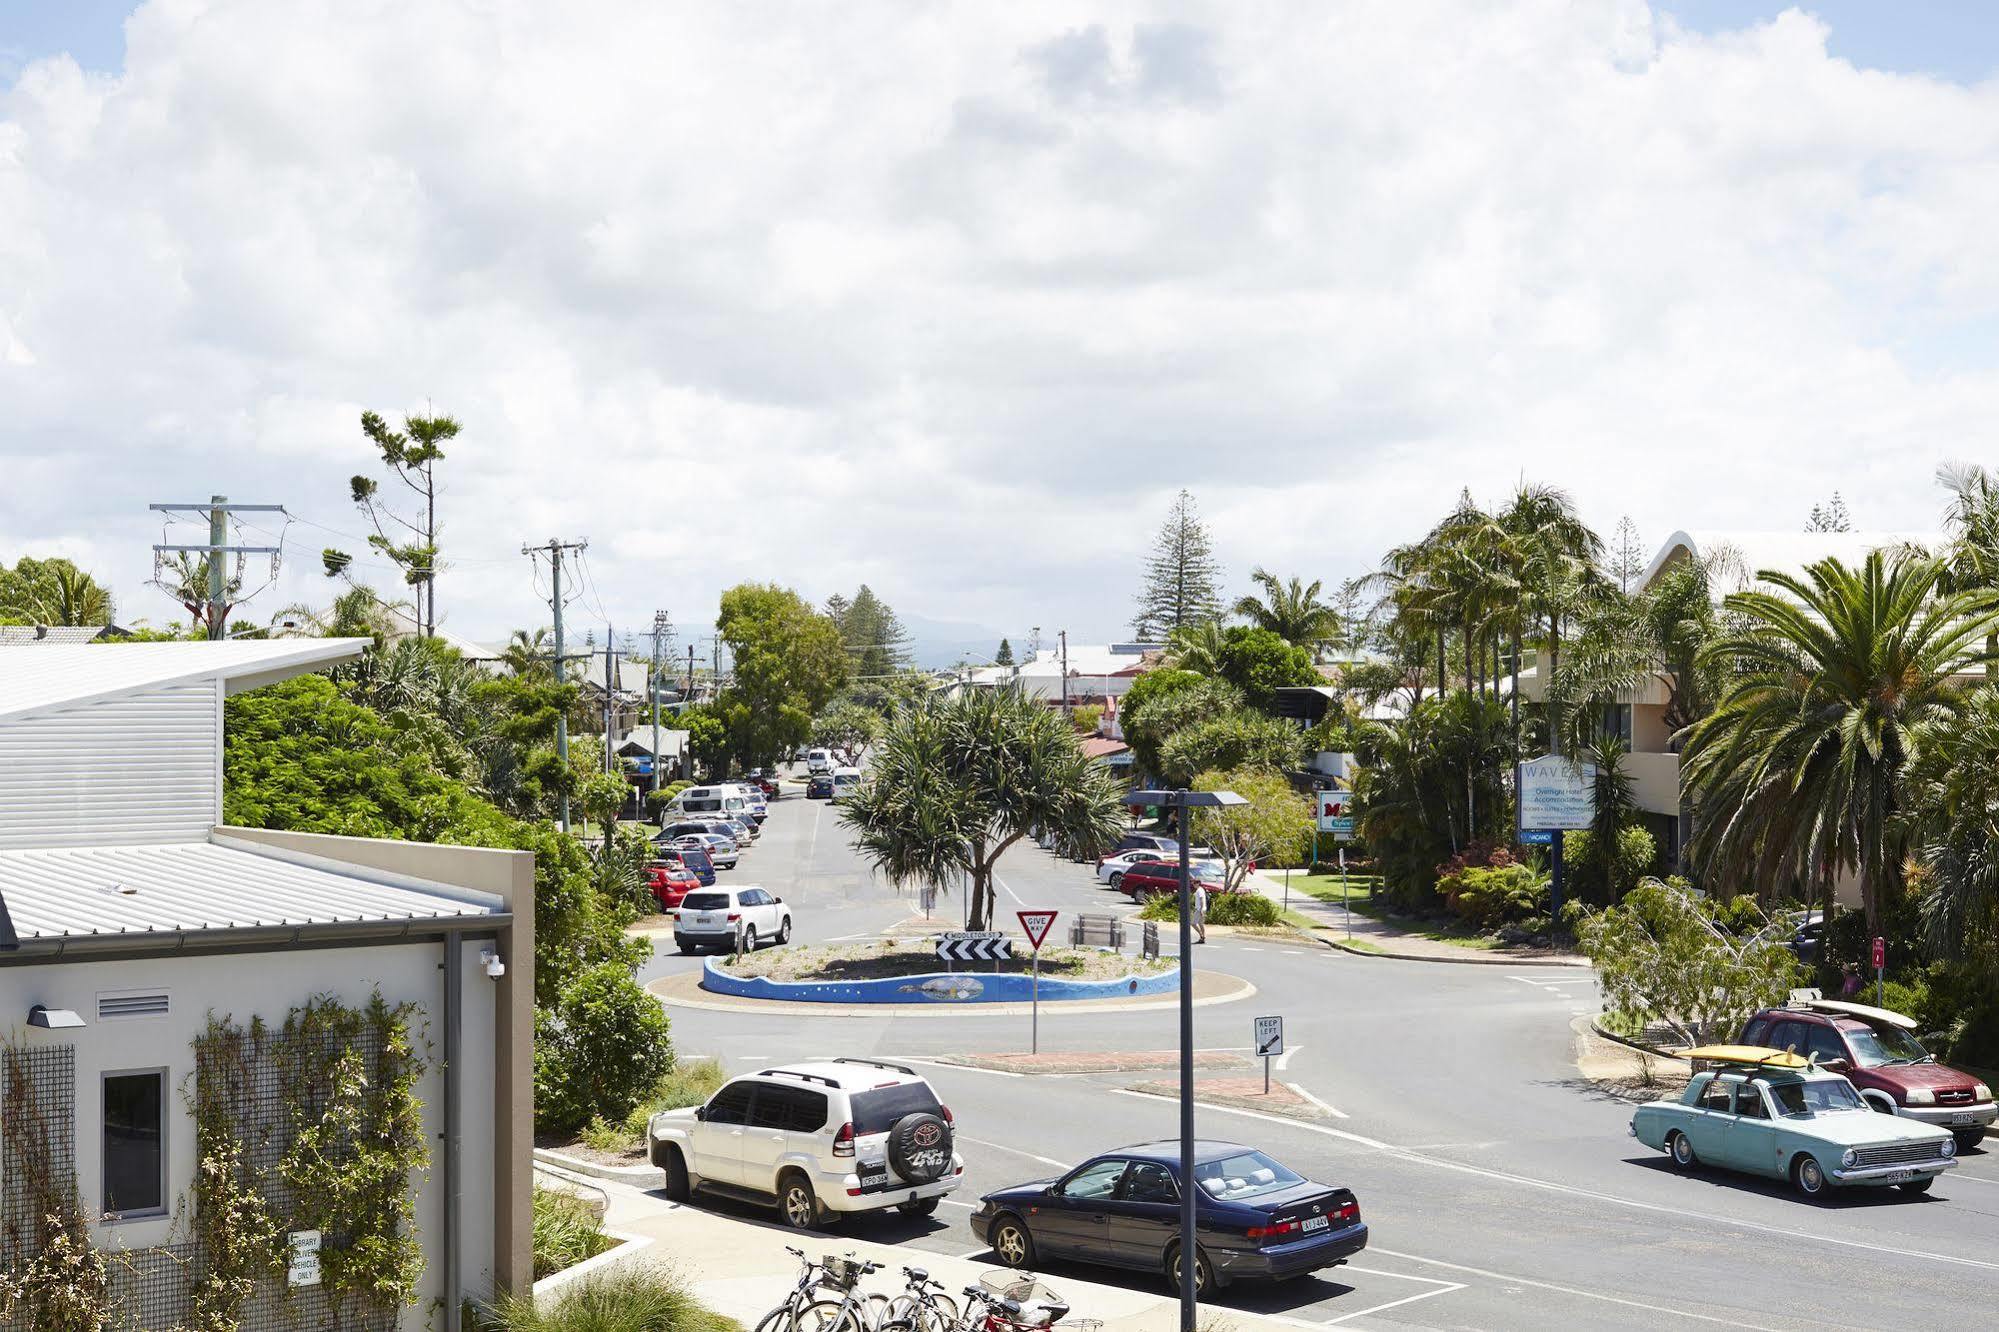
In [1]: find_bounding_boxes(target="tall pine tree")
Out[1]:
[834,585,910,677]
[1132,489,1223,638]
[995,638,1014,666]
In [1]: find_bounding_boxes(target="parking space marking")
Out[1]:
[1367,1248,1780,1330]
[1319,1265,1466,1325]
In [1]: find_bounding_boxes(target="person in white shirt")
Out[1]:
[1192,881,1210,944]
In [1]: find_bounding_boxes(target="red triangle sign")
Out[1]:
[1017,910,1058,951]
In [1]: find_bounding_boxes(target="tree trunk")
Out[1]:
[1547,616,1563,757]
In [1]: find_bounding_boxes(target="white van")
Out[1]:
[829,766,862,802]
[806,748,833,775]
[666,785,752,821]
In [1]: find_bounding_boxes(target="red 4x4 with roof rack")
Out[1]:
[1739,995,1994,1152]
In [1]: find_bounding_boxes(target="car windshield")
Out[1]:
[1192,1150,1303,1201]
[682,892,730,910]
[1767,1079,1868,1118]
[1843,1025,1931,1067]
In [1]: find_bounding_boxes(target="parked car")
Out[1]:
[673,886,792,953]
[972,1141,1365,1296]
[806,748,834,775]
[643,860,701,912]
[676,832,739,870]
[830,766,863,802]
[1118,832,1180,856]
[668,843,717,885]
[660,821,735,851]
[807,774,835,799]
[648,1059,962,1228]
[1096,850,1167,884]
[1630,1045,1958,1198]
[1740,999,1994,1151]
[1117,864,1234,901]
[714,814,758,845]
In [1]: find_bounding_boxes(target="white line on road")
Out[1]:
[956,1135,1068,1169]
[993,872,1024,905]
[1284,1082,1348,1118]
[1115,1092,1999,1274]
[938,1199,977,1210]
[1274,1043,1301,1071]
[1367,1248,1781,1330]
[1319,1267,1466,1325]
[900,1058,1023,1079]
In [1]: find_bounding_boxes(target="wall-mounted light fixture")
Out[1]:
[27,1004,86,1029]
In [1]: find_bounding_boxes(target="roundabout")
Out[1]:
[646,963,1255,1017]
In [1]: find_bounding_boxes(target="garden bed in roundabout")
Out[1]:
[699,938,1179,1005]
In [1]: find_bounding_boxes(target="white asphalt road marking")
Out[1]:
[901,1058,1023,1079]
[993,872,1025,905]
[1117,1092,1999,1274]
[1285,1082,1348,1118]
[938,1198,977,1209]
[957,1135,1068,1169]
[1319,1266,1467,1325]
[1274,1043,1301,1071]
[1367,1248,1781,1330]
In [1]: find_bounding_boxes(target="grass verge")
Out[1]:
[533,1187,613,1281]
[486,1262,740,1332]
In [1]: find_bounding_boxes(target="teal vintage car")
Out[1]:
[1630,1045,1958,1199]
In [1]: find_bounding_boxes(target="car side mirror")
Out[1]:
[773,895,784,903]
[693,1107,706,1121]
[1823,1058,1849,1072]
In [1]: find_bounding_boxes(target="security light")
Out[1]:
[27,1005,86,1029]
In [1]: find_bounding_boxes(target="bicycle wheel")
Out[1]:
[792,1298,865,1332]
[757,1303,804,1332]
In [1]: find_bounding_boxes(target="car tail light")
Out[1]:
[726,912,741,921]
[940,1104,953,1124]
[1246,1220,1300,1241]
[1334,1200,1359,1223]
[846,1186,863,1196]
[833,1123,855,1156]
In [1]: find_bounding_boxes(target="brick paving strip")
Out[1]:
[1125,1076,1324,1119]
[934,1050,1252,1074]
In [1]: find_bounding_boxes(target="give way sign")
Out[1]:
[1017,910,1058,952]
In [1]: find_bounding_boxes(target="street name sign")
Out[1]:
[1517,755,1597,832]
[937,933,1011,963]
[1017,910,1058,951]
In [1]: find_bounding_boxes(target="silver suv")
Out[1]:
[647,1059,962,1228]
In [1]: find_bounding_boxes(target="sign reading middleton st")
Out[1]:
[1516,755,1597,832]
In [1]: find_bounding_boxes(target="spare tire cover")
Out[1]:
[887,1111,953,1183]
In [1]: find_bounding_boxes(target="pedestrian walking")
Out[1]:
[1192,881,1209,944]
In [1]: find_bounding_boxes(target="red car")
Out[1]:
[1740,999,1995,1151]
[1118,864,1236,901]
[644,860,701,912]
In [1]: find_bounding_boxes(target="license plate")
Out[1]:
[1301,1215,1330,1233]
[1883,1169,1914,1183]
[859,1161,889,1192]
[1950,1112,1975,1126]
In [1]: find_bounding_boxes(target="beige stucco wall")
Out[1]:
[214,826,535,1301]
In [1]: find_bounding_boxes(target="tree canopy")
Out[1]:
[1132,489,1223,638]
[715,583,848,770]
[0,556,115,626]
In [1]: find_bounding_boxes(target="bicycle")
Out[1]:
[876,1266,959,1332]
[756,1247,888,1332]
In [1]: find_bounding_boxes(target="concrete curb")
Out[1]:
[532,1228,656,1306]
[1313,928,1590,967]
[534,1147,661,1185]
[1587,1015,1692,1060]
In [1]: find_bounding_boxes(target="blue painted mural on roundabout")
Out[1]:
[700,958,1180,1005]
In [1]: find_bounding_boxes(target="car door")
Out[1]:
[741,1083,827,1196]
[742,889,780,937]
[1103,1160,1180,1268]
[1035,1157,1130,1260]
[1723,1082,1779,1173]
[1681,1075,1737,1162]
[693,1080,757,1186]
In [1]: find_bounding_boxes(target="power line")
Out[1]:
[522,538,589,832]
[148,497,288,639]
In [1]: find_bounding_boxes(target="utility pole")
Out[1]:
[149,497,285,638]
[712,635,722,691]
[687,644,696,703]
[522,538,587,831]
[1059,629,1069,717]
[650,611,669,794]
[603,631,616,775]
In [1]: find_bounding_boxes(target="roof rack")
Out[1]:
[760,1068,841,1090]
[831,1057,916,1077]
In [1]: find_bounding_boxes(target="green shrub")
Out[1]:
[535,964,676,1134]
[1137,894,1178,921]
[619,1058,729,1139]
[1561,825,1657,905]
[1437,862,1548,929]
[1205,893,1281,926]
[532,1187,612,1281]
[487,1262,738,1332]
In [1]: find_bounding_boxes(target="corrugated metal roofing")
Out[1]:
[0,626,114,644]
[0,638,369,723]
[0,838,503,940]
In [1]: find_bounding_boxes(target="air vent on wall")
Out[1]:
[97,991,170,1020]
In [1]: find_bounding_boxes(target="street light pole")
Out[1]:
[1176,791,1195,1329]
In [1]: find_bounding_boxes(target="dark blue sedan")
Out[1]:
[971,1140,1366,1297]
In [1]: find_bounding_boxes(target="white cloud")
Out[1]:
[3,0,1999,645]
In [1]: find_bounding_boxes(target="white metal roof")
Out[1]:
[0,638,369,723]
[0,836,503,941]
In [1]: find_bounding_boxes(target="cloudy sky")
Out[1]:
[5,2,1999,658]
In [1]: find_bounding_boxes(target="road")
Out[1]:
[643,788,1999,1329]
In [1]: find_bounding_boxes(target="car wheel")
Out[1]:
[1953,1130,1985,1153]
[742,926,757,952]
[1167,1244,1215,1298]
[677,943,695,955]
[1668,1131,1697,1170]
[1898,1176,1935,1194]
[898,1198,940,1217]
[989,1215,1035,1268]
[1791,1154,1828,1199]
[778,916,792,945]
[779,1173,822,1230]
[1109,872,1125,890]
[660,1146,691,1202]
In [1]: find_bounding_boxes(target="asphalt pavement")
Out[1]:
[641,785,1999,1330]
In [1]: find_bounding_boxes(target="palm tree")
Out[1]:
[276,585,414,643]
[1232,569,1340,657]
[1905,688,1999,963]
[1493,483,1604,746]
[1162,621,1229,677]
[0,557,115,626]
[1937,460,1999,678]
[154,552,243,634]
[1681,550,1999,929]
[501,628,555,680]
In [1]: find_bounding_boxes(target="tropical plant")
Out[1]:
[1232,568,1342,656]
[1157,711,1303,788]
[1493,482,1604,741]
[1189,768,1315,890]
[1903,686,1999,966]
[1119,671,1242,779]
[0,556,116,627]
[1681,551,1999,929]
[1351,691,1513,904]
[1937,460,1999,676]
[1162,620,1229,677]
[838,686,1126,929]
[276,584,414,642]
[1213,626,1321,710]
[1436,856,1548,929]
[502,627,556,680]
[1132,489,1224,638]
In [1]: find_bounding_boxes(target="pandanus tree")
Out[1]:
[838,685,1126,929]
[1680,550,1999,929]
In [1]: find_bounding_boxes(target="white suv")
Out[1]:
[674,886,791,953]
[648,1060,963,1228]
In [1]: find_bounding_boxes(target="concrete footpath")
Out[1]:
[555,1163,1314,1332]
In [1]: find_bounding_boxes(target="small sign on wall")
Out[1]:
[288,1230,321,1287]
